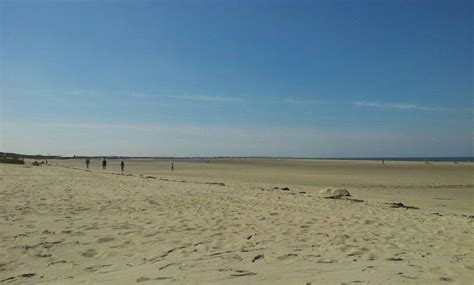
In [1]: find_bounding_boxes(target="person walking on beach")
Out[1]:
[121,161,125,172]
[86,158,90,169]
[171,162,174,171]
[102,158,107,170]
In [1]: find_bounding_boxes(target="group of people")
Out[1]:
[85,158,175,172]
[85,158,125,171]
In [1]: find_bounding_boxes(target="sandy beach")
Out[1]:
[3,0,472,283]
[1,159,473,284]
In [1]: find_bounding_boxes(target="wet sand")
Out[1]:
[1,159,473,284]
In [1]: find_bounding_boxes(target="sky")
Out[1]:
[0,0,472,157]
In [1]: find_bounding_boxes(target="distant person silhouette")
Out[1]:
[171,162,174,171]
[86,158,90,169]
[121,161,125,172]
[102,158,107,170]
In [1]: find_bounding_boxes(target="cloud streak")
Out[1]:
[167,95,244,103]
[353,101,447,111]
[283,97,321,105]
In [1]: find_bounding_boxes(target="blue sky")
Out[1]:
[1,0,472,157]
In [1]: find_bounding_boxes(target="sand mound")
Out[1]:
[319,188,351,198]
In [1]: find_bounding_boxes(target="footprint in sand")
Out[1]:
[82,249,98,257]
[84,264,112,272]
[97,237,115,243]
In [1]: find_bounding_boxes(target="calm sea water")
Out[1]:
[192,157,474,162]
[303,157,474,162]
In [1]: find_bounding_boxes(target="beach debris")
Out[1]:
[230,270,257,277]
[387,202,419,209]
[251,254,264,262]
[273,187,290,191]
[153,177,226,186]
[386,257,404,261]
[206,182,225,186]
[319,188,351,199]
[36,253,52,258]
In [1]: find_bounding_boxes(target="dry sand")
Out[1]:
[0,159,473,284]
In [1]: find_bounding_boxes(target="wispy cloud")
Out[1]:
[353,101,447,111]
[168,95,244,103]
[283,97,321,105]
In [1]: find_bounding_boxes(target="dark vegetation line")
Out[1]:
[0,152,26,164]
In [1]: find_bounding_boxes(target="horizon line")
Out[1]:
[2,151,472,161]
